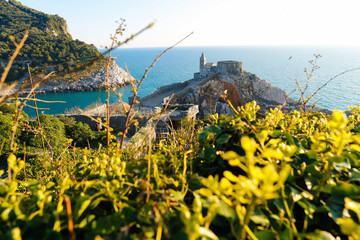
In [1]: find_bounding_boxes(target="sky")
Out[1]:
[18,0,360,48]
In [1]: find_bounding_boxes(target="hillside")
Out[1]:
[0,0,101,82]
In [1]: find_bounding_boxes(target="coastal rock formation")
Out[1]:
[65,61,136,91]
[170,72,298,117]
[0,61,136,95]
[28,61,136,94]
[172,77,242,116]
[141,53,300,117]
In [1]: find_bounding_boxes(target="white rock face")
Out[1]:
[251,79,290,104]
[0,61,136,95]
[84,61,136,89]
[227,72,296,105]
[42,61,136,93]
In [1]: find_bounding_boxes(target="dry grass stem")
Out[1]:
[0,31,29,85]
[50,22,155,81]
[65,196,76,240]
[119,32,194,150]
[8,72,55,180]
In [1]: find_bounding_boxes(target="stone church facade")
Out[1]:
[194,53,243,79]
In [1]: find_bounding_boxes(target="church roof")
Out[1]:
[218,60,242,64]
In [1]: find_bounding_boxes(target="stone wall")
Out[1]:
[65,104,199,138]
[217,61,243,74]
[193,72,201,79]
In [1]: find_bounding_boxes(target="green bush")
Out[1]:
[0,104,28,159]
[0,102,360,239]
[20,114,67,152]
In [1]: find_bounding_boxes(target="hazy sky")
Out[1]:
[19,0,360,48]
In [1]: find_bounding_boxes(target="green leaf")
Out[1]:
[169,189,185,201]
[1,207,12,221]
[327,195,345,220]
[217,201,235,219]
[280,227,292,240]
[333,159,351,171]
[89,197,102,209]
[188,176,202,191]
[9,181,18,194]
[78,214,96,228]
[305,230,336,240]
[255,230,276,240]
[91,212,123,235]
[338,218,358,235]
[271,130,282,138]
[198,227,219,240]
[333,183,360,198]
[209,126,221,134]
[305,150,317,160]
[0,185,8,196]
[198,188,213,197]
[46,181,56,189]
[349,169,360,182]
[75,196,92,219]
[251,209,270,226]
[329,156,345,163]
[199,132,208,141]
[216,133,231,144]
[11,227,22,240]
[285,132,295,145]
[204,147,217,162]
[297,199,316,218]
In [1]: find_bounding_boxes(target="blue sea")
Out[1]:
[24,46,360,117]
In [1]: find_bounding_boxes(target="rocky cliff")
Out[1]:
[171,71,299,117]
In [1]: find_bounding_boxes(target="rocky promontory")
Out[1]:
[30,61,136,94]
[141,72,297,117]
[0,61,137,96]
[140,53,330,117]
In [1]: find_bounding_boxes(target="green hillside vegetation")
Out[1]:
[0,100,360,239]
[0,0,102,82]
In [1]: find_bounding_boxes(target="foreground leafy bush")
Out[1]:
[195,103,360,239]
[0,102,360,239]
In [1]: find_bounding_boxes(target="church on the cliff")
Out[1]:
[194,53,243,79]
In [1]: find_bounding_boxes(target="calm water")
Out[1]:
[25,46,360,117]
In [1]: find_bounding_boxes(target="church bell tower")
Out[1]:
[200,52,206,69]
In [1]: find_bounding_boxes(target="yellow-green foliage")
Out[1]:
[0,102,360,239]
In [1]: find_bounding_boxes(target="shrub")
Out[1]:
[0,102,360,239]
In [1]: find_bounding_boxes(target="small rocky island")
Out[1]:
[140,53,301,117]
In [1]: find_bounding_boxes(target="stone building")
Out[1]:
[194,53,243,79]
